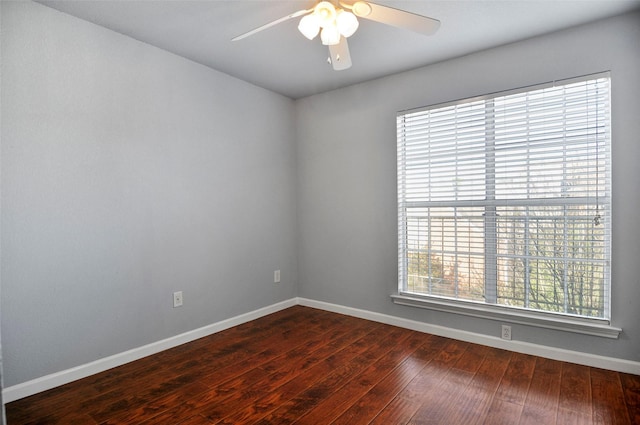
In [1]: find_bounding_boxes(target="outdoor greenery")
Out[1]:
[406,206,606,318]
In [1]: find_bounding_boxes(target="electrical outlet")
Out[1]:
[274,270,281,283]
[173,291,183,308]
[501,324,512,340]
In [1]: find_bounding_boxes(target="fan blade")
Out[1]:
[328,37,352,71]
[232,8,312,41]
[348,1,440,36]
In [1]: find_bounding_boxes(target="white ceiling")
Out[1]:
[37,0,640,99]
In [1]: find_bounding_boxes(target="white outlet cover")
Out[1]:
[501,324,511,340]
[173,291,183,308]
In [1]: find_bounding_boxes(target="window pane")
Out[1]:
[398,74,611,320]
[405,207,485,301]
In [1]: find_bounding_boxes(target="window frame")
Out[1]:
[394,72,620,338]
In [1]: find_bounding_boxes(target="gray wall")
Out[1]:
[1,1,297,387]
[1,0,639,395]
[0,4,5,422]
[296,11,640,362]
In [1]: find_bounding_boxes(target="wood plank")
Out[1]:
[292,331,430,424]
[494,352,536,405]
[556,407,593,425]
[176,415,216,425]
[519,357,562,425]
[188,316,383,424]
[5,307,638,425]
[91,308,343,423]
[405,341,476,424]
[592,368,631,425]
[620,372,640,424]
[407,368,476,424]
[483,398,523,425]
[368,338,475,425]
[451,342,491,373]
[206,321,390,424]
[252,328,415,424]
[558,362,592,417]
[369,395,424,425]
[444,346,512,425]
[104,382,211,425]
[329,354,429,425]
[367,336,452,425]
[240,325,414,425]
[7,306,326,424]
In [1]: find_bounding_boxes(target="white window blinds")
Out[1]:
[397,73,611,319]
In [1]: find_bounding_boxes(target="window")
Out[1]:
[396,73,611,323]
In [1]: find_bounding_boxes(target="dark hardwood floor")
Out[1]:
[6,306,640,424]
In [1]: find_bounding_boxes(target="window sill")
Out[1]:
[391,293,621,339]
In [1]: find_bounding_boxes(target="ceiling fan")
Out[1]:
[232,1,440,71]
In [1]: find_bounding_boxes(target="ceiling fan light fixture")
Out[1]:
[233,0,440,71]
[336,9,359,37]
[320,25,341,45]
[314,1,337,27]
[351,1,372,18]
[298,14,321,40]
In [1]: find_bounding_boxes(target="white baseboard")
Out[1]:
[5,296,639,403]
[297,297,640,376]
[2,298,297,403]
